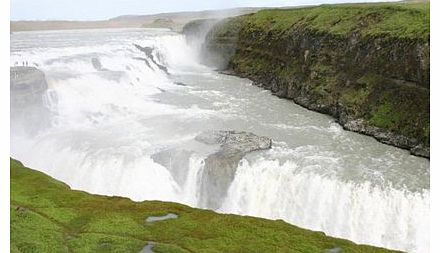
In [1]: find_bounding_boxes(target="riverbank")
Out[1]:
[194,2,430,158]
[11,158,403,252]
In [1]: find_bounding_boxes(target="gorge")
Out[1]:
[194,2,430,158]
[10,2,430,252]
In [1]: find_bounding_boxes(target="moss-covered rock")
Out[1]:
[11,158,403,252]
[202,2,430,157]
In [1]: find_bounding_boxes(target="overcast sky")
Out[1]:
[11,0,392,21]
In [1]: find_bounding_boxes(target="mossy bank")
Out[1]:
[11,158,402,253]
[193,2,430,157]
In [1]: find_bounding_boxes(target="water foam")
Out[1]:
[219,158,429,253]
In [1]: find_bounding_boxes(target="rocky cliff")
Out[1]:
[197,3,430,157]
[10,67,52,135]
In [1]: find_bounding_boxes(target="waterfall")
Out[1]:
[10,28,429,253]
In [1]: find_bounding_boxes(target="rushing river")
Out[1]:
[10,28,429,253]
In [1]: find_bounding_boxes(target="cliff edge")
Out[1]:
[11,159,402,252]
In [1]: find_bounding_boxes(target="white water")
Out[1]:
[11,28,429,253]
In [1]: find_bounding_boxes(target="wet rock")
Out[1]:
[10,67,51,135]
[134,44,169,74]
[195,130,272,153]
[134,44,154,56]
[152,149,194,186]
[11,67,48,100]
[134,57,154,70]
[196,130,271,209]
[341,117,430,158]
[411,144,430,158]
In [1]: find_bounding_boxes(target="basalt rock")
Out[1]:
[134,44,169,74]
[151,149,194,186]
[10,67,52,135]
[196,130,271,209]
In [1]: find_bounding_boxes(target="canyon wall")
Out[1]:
[193,3,430,157]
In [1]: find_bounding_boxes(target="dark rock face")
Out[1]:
[10,67,52,135]
[201,17,244,69]
[204,16,430,158]
[182,19,227,68]
[134,44,169,74]
[152,149,194,186]
[11,67,48,103]
[196,130,271,209]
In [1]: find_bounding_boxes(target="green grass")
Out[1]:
[369,100,398,129]
[240,2,429,39]
[10,158,403,253]
[367,86,429,141]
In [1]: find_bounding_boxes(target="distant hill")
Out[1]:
[10,7,262,32]
[142,18,175,29]
[110,7,261,21]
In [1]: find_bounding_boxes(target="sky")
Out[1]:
[10,0,391,21]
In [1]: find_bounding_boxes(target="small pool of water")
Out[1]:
[145,213,178,223]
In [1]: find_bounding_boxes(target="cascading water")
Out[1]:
[10,28,429,253]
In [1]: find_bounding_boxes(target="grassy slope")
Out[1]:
[241,2,429,39]
[11,158,402,253]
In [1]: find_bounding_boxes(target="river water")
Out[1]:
[10,28,429,253]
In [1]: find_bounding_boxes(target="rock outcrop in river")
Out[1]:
[134,44,169,74]
[10,67,51,135]
[196,130,272,209]
[191,3,430,157]
[151,130,272,209]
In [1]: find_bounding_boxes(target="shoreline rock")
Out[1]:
[230,72,430,159]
